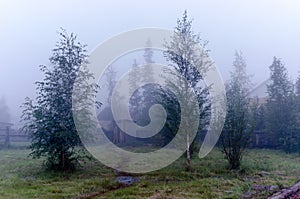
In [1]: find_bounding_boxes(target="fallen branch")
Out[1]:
[268,180,300,199]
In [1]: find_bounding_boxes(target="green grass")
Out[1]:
[0,141,30,150]
[0,148,300,198]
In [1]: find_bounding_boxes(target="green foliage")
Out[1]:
[265,57,299,153]
[221,51,257,170]
[163,10,211,170]
[296,74,300,140]
[21,29,98,171]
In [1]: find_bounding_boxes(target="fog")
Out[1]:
[0,0,300,126]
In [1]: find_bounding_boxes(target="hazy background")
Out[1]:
[0,0,299,126]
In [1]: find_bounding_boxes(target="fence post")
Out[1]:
[4,126,10,148]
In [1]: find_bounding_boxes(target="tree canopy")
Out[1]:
[22,29,98,170]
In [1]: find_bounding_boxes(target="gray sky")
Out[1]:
[0,0,300,125]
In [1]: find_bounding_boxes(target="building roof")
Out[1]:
[0,122,13,127]
[97,106,113,121]
[248,78,271,98]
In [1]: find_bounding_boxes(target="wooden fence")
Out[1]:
[0,122,30,148]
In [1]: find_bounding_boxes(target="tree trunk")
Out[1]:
[60,151,65,170]
[186,133,191,171]
[229,156,240,170]
[113,126,118,144]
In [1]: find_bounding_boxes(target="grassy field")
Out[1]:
[0,148,300,199]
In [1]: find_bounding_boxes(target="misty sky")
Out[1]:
[0,0,300,125]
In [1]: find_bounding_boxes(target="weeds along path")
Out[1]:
[72,183,129,199]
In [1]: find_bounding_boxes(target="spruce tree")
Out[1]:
[220,51,256,170]
[265,57,298,153]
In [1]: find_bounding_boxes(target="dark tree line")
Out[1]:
[221,55,300,169]
[259,57,300,153]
